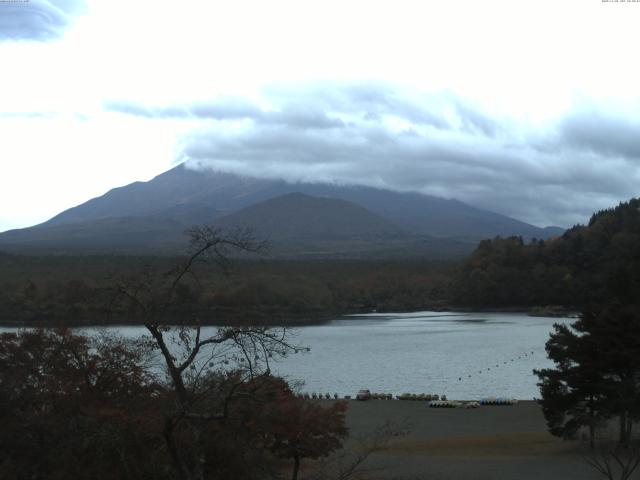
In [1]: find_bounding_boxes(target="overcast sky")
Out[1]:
[2,0,640,232]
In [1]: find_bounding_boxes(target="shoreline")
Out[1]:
[0,305,577,328]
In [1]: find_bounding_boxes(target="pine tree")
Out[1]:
[535,303,640,447]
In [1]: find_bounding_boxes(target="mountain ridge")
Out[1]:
[215,192,404,240]
[0,163,564,258]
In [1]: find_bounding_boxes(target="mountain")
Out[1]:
[215,193,403,240]
[0,216,187,254]
[211,192,476,259]
[0,163,564,257]
[42,164,561,239]
[43,167,267,226]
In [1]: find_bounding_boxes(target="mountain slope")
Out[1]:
[40,163,560,238]
[0,163,564,257]
[0,216,187,253]
[0,192,475,258]
[214,193,476,259]
[44,166,281,226]
[215,192,403,240]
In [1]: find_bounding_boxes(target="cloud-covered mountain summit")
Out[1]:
[0,163,563,257]
[106,83,640,230]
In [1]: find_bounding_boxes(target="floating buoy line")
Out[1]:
[455,349,537,382]
[295,349,538,406]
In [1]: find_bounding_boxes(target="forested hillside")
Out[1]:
[0,254,454,326]
[454,198,640,309]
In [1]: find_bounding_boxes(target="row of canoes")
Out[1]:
[480,397,518,405]
[429,400,481,408]
[396,393,444,401]
[367,393,394,400]
[298,393,340,399]
[297,392,519,405]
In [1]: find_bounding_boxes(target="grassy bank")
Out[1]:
[317,400,604,480]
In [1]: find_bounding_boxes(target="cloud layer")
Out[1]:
[106,83,640,228]
[2,1,639,234]
[0,0,86,41]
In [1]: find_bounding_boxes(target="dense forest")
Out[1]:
[2,198,639,326]
[454,198,640,309]
[530,201,640,456]
[0,254,455,326]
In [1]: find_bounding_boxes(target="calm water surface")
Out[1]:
[1,311,571,400]
[273,311,571,400]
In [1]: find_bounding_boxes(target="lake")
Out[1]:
[0,311,571,400]
[273,311,573,400]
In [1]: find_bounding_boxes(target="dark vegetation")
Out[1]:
[0,253,455,326]
[535,304,640,480]
[1,195,640,479]
[0,227,360,480]
[0,328,351,480]
[454,198,640,309]
[536,304,640,446]
[531,199,640,478]
[3,198,640,326]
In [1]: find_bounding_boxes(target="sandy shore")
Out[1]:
[329,400,604,480]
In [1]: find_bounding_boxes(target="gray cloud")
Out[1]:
[105,83,456,131]
[105,98,263,121]
[108,83,640,228]
[0,0,87,41]
[452,100,501,137]
[264,82,453,130]
[559,111,640,160]
[106,97,349,131]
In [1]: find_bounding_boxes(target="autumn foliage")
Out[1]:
[0,329,348,480]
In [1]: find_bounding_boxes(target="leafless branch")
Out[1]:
[310,420,409,480]
[583,440,640,480]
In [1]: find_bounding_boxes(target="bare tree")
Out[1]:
[309,420,409,480]
[113,226,303,480]
[583,429,640,480]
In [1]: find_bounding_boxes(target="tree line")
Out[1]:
[454,198,640,309]
[0,253,455,326]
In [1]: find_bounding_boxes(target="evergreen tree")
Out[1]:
[536,303,640,447]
